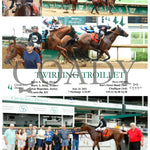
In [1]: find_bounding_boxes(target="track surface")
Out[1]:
[3,47,147,69]
[42,8,145,17]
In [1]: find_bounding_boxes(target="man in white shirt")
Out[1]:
[37,125,45,150]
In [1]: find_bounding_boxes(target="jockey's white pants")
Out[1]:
[95,127,106,131]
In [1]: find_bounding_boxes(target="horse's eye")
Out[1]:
[11,49,15,53]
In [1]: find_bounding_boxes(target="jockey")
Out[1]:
[95,114,107,131]
[80,25,94,33]
[97,24,111,47]
[9,0,36,16]
[28,26,42,55]
[95,114,107,141]
[42,18,60,40]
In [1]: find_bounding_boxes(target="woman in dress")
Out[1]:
[16,128,24,150]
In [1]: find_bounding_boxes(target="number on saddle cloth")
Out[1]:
[32,3,37,15]
[27,2,38,15]
[102,129,109,137]
[92,33,99,43]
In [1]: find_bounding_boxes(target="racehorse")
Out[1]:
[60,0,78,13]
[62,25,128,61]
[42,26,78,64]
[14,0,40,16]
[80,123,126,150]
[4,40,42,67]
[4,40,26,66]
[91,0,121,14]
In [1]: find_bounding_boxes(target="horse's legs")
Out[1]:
[68,48,76,60]
[95,6,99,14]
[59,3,64,9]
[93,141,98,150]
[98,51,104,60]
[91,6,95,14]
[56,45,67,53]
[115,141,121,150]
[60,50,73,64]
[109,5,113,13]
[96,143,100,150]
[102,50,110,61]
[111,4,117,12]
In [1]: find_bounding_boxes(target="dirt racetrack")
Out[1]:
[3,0,41,16]
[3,47,147,69]
[42,60,148,69]
[42,7,145,16]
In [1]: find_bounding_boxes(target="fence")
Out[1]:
[111,44,148,61]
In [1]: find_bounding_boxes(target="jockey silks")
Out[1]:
[28,32,42,44]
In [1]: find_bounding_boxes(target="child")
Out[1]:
[22,128,27,150]
[33,126,37,143]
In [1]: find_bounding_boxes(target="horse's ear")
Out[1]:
[117,25,119,28]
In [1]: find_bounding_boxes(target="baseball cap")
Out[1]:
[27,42,34,47]
[32,26,38,29]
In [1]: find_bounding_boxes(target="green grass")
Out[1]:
[78,0,148,3]
[116,0,148,3]
[131,32,148,61]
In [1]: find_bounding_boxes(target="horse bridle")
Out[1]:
[5,42,17,65]
[111,27,124,36]
[67,26,76,38]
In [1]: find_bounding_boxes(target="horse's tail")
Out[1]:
[63,38,76,48]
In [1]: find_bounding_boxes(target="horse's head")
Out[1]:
[80,123,88,131]
[116,25,129,37]
[4,42,17,64]
[16,0,23,8]
[67,26,78,38]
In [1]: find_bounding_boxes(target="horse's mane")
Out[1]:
[105,27,116,35]
[9,42,27,47]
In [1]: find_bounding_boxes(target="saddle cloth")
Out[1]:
[100,129,109,137]
[92,33,104,43]
[97,0,101,3]
[32,3,38,15]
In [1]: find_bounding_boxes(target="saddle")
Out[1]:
[98,129,109,141]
